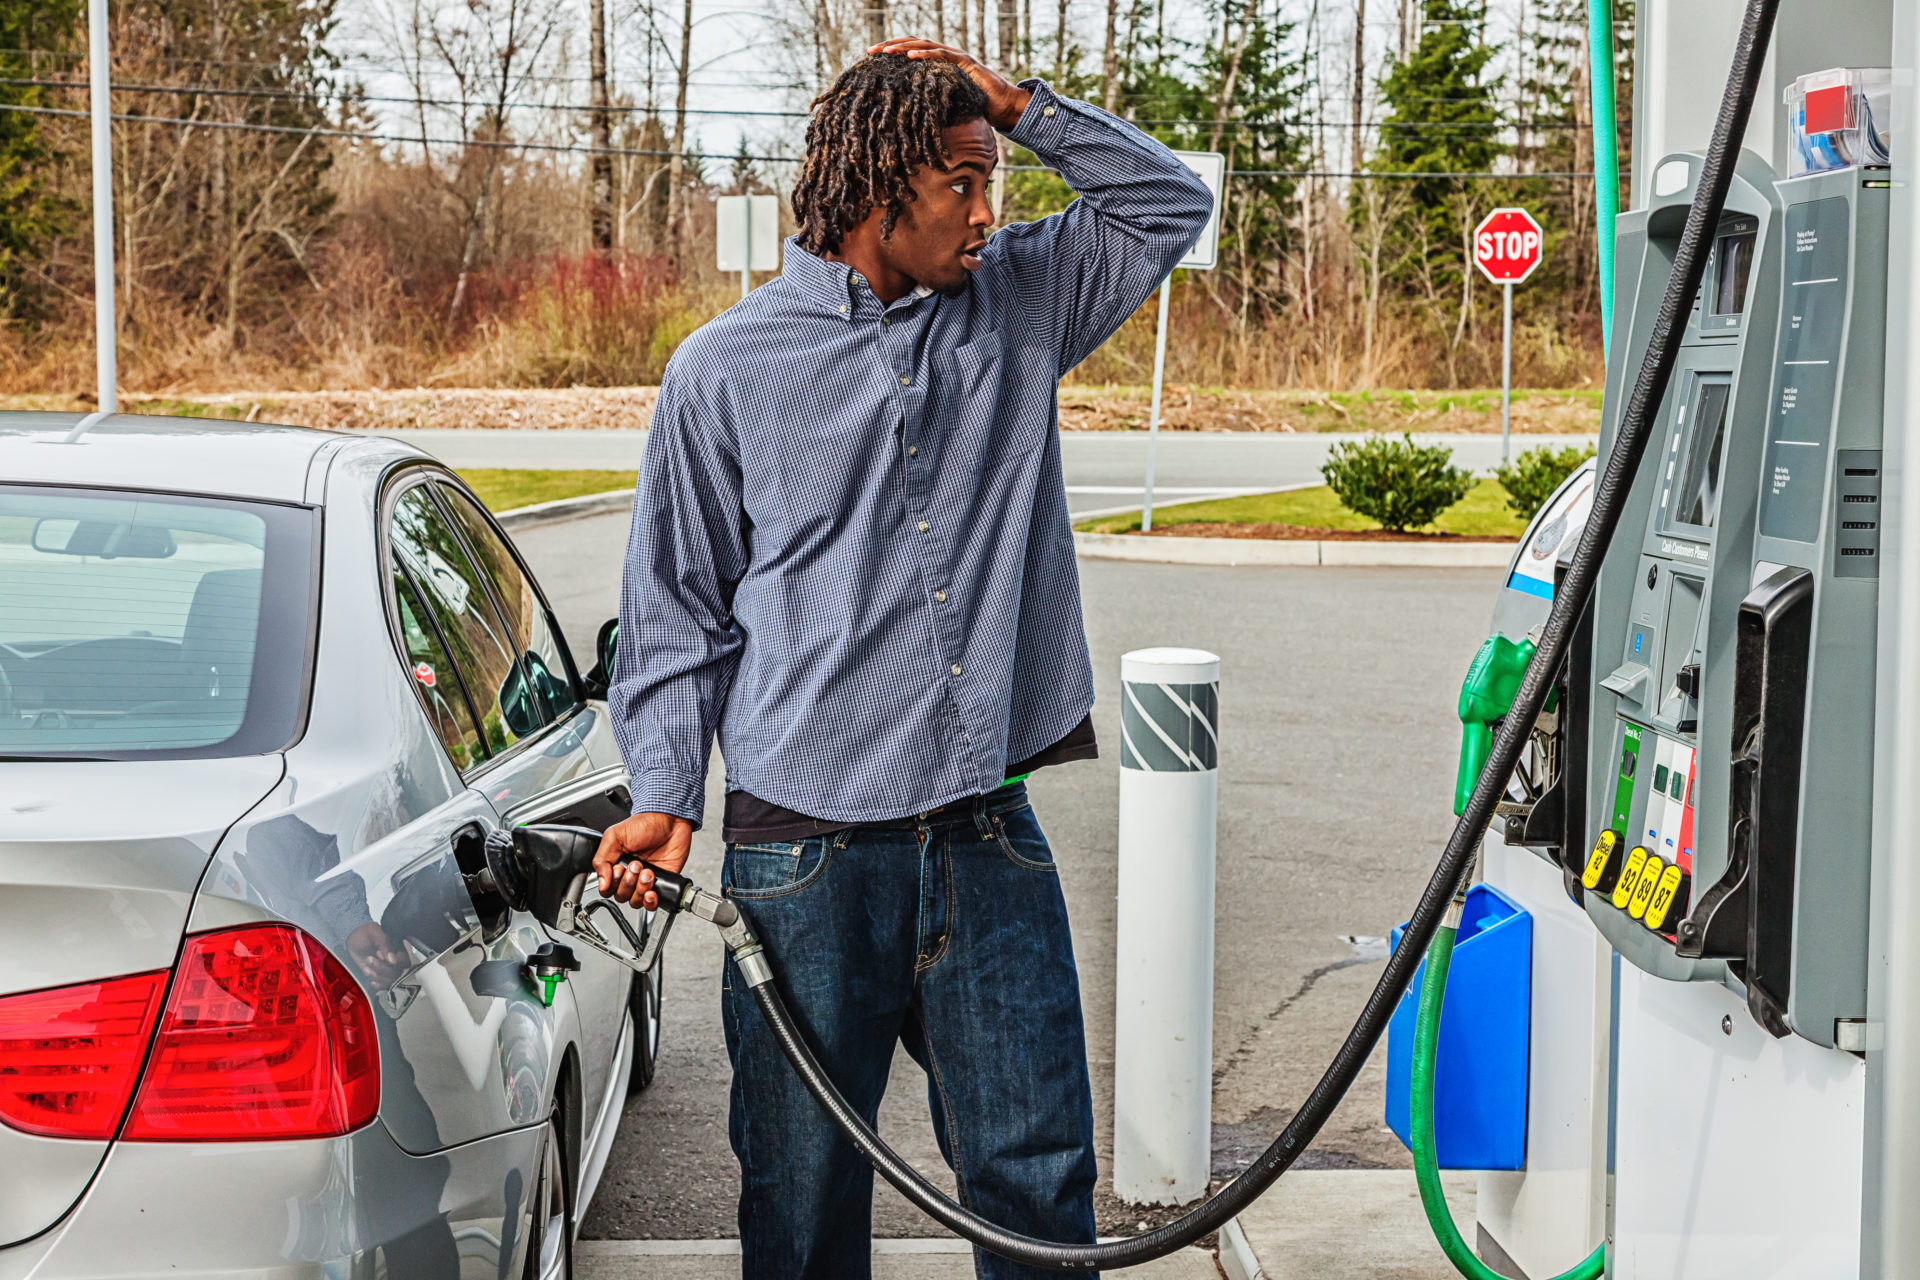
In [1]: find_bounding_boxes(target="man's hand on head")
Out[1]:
[867,37,1032,132]
[594,812,695,910]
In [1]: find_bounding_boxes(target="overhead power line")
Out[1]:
[0,100,797,162]
[0,100,1601,180]
[0,75,1595,132]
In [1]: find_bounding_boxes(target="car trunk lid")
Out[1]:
[0,756,284,1246]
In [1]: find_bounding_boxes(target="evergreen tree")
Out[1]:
[1365,0,1504,295]
[0,0,82,320]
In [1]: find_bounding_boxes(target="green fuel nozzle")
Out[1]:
[1453,635,1537,816]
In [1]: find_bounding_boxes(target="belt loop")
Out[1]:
[972,798,992,840]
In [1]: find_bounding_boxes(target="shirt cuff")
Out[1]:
[1006,79,1071,157]
[628,768,706,829]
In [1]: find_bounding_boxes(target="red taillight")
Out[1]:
[123,925,380,1141]
[0,971,167,1139]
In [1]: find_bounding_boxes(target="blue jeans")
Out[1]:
[719,783,1099,1279]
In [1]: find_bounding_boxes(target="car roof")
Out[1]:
[0,412,366,503]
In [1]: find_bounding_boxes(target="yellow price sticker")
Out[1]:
[1582,830,1622,892]
[1627,854,1665,920]
[1645,863,1687,932]
[1612,847,1650,911]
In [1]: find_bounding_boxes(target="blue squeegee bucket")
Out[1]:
[1385,882,1532,1170]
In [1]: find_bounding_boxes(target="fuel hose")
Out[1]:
[1411,920,1606,1280]
[725,0,1782,1265]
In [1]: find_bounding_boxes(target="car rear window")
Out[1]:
[0,485,317,759]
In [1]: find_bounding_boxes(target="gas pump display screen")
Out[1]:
[1673,378,1731,531]
[1714,230,1757,315]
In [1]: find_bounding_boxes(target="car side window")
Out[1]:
[389,484,527,762]
[392,571,485,770]
[433,481,581,723]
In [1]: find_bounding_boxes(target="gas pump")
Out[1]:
[1454,12,1897,1273]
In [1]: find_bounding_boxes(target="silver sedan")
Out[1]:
[0,413,655,1279]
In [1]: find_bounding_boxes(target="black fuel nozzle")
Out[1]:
[488,824,602,928]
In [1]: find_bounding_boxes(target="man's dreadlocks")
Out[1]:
[792,54,991,256]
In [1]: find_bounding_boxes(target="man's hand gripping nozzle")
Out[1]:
[480,824,771,988]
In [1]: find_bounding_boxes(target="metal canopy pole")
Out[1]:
[87,0,117,414]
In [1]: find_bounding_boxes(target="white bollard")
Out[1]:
[1112,646,1220,1206]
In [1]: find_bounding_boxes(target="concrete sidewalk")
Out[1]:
[574,1170,1475,1279]
[577,1239,1222,1278]
[1222,1170,1477,1280]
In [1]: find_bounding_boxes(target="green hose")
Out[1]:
[1410,924,1607,1280]
[1588,0,1621,356]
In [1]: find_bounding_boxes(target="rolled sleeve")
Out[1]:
[989,80,1216,371]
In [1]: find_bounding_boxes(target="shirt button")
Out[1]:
[839,304,848,313]
[951,664,963,676]
[934,590,946,602]
[900,375,912,386]
[908,445,919,457]
[883,317,892,326]
[918,521,930,533]
[1042,104,1055,117]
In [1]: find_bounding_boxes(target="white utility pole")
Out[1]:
[88,0,117,414]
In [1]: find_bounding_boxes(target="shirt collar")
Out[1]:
[781,238,935,320]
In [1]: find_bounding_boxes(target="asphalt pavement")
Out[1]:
[380,427,1588,517]
[514,509,1503,1245]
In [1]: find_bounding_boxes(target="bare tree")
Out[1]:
[388,0,565,322]
[664,0,694,259]
[1053,0,1069,79]
[1349,0,1365,174]
[590,0,614,254]
[1101,0,1117,109]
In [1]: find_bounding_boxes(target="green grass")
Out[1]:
[456,468,636,512]
[1075,479,1528,539]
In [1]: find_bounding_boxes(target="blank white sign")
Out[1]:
[716,194,781,272]
[1171,150,1225,271]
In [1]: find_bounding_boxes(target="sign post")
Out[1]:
[716,194,780,301]
[88,0,116,415]
[1143,151,1224,532]
[1473,207,1545,464]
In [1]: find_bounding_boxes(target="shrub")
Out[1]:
[1321,433,1474,532]
[1493,444,1598,519]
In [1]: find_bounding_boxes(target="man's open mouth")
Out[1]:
[961,242,987,269]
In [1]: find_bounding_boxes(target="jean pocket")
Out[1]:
[990,807,1056,871]
[723,837,834,898]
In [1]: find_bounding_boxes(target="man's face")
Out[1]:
[878,117,998,296]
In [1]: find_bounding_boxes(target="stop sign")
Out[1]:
[1474,207,1544,284]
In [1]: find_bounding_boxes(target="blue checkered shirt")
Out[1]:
[610,80,1213,826]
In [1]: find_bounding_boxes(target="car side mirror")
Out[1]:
[583,618,618,700]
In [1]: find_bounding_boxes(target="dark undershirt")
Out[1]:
[720,714,1098,844]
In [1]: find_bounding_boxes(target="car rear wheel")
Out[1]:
[524,1109,572,1280]
[626,950,663,1096]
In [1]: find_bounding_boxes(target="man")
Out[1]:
[594,39,1211,1279]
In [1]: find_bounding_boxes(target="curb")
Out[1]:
[1072,531,1517,568]
[1218,1218,1266,1280]
[496,488,633,531]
